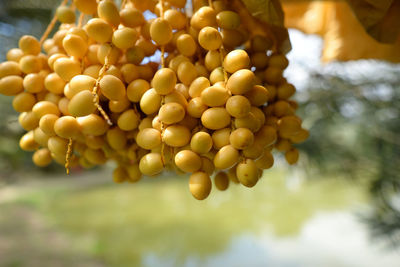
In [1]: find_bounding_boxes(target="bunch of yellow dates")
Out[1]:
[0,0,308,200]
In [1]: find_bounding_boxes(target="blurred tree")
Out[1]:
[295,61,400,244]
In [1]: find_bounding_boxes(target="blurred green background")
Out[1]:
[0,1,399,267]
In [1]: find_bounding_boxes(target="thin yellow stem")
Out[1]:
[65,138,73,175]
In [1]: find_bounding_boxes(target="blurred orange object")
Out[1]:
[283,1,400,62]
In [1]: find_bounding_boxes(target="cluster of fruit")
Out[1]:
[0,0,308,200]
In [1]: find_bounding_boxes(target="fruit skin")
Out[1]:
[189,172,212,200]
[236,159,259,188]
[214,172,229,191]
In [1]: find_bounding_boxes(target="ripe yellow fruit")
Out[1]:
[177,61,197,86]
[256,125,278,147]
[205,50,222,71]
[136,128,162,150]
[189,172,212,200]
[223,50,250,73]
[236,159,259,187]
[139,153,164,176]
[77,114,108,136]
[229,128,254,150]
[19,55,42,74]
[68,90,97,117]
[214,145,239,170]
[97,0,120,27]
[175,150,202,173]
[164,9,186,30]
[107,127,127,150]
[140,88,161,115]
[176,34,197,57]
[33,148,52,167]
[187,97,207,118]
[74,0,97,14]
[0,75,24,96]
[19,131,39,151]
[226,69,255,95]
[54,57,81,81]
[214,172,229,191]
[127,79,150,102]
[120,7,145,28]
[19,35,41,55]
[99,75,126,101]
[56,6,76,24]
[225,95,251,118]
[44,73,66,95]
[200,86,230,107]
[162,125,191,147]
[39,114,59,136]
[0,61,21,78]
[152,68,176,95]
[54,116,81,139]
[244,85,269,106]
[211,128,230,149]
[84,18,113,43]
[32,101,60,118]
[63,34,88,58]
[198,27,222,51]
[12,92,36,112]
[201,107,231,130]
[190,131,213,154]
[118,109,140,131]
[255,150,274,169]
[159,103,185,124]
[190,7,217,30]
[150,18,172,45]
[48,136,68,155]
[19,112,39,131]
[112,28,138,49]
